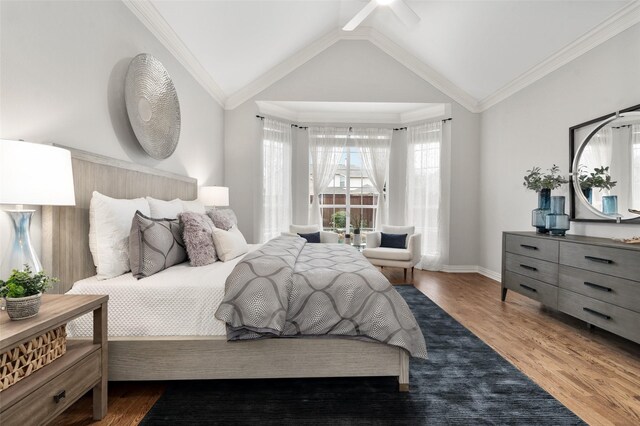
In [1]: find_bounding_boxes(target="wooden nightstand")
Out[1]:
[0,294,108,425]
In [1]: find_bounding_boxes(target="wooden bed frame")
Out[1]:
[42,146,410,391]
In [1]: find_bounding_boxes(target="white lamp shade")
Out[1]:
[0,140,76,206]
[199,186,229,207]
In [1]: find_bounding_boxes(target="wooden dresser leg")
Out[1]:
[501,287,508,301]
[93,302,108,420]
[398,349,409,392]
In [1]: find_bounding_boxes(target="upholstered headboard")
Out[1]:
[41,146,197,293]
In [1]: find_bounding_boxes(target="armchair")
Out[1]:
[283,224,340,243]
[363,225,421,281]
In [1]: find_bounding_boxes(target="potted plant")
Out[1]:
[0,265,57,320]
[578,165,617,203]
[523,165,569,233]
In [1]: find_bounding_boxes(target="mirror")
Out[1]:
[570,106,640,223]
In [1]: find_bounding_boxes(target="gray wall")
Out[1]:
[479,23,640,275]
[225,40,481,267]
[0,0,225,274]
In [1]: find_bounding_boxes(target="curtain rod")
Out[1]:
[256,115,452,130]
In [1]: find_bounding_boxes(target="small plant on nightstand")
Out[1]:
[0,265,57,320]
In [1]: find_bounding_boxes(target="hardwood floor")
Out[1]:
[55,269,640,426]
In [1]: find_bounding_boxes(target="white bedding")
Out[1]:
[66,245,260,337]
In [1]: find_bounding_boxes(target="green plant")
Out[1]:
[0,265,57,298]
[523,164,569,192]
[578,165,617,191]
[330,211,347,229]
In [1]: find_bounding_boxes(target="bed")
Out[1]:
[42,146,423,391]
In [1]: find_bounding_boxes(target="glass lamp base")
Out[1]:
[1,210,42,278]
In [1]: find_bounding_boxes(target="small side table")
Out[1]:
[0,294,108,425]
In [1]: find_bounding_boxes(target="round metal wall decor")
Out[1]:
[124,53,181,159]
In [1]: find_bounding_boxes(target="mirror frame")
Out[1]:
[569,103,640,223]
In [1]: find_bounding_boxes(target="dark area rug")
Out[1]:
[140,286,584,425]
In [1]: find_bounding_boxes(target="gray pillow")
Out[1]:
[179,211,218,266]
[207,208,237,231]
[129,211,187,279]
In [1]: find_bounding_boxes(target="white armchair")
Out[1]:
[363,225,421,281]
[283,224,340,243]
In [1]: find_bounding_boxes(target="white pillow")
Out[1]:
[181,199,206,214]
[211,226,249,262]
[89,191,150,280]
[289,224,319,234]
[147,197,184,219]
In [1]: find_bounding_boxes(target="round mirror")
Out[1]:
[572,111,640,221]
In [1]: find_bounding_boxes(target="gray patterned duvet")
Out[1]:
[215,236,427,358]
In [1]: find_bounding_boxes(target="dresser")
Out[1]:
[501,232,640,344]
[0,294,108,425]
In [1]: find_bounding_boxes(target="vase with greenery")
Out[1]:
[523,165,569,234]
[577,165,617,203]
[0,265,57,320]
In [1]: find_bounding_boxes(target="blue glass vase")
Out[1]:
[582,187,592,204]
[532,188,551,234]
[602,195,618,215]
[545,196,570,236]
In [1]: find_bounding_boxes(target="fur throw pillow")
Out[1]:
[179,211,218,266]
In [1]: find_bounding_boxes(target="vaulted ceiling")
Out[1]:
[138,0,637,111]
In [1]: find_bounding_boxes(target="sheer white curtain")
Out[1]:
[354,128,392,230]
[308,127,348,227]
[632,124,640,209]
[406,121,448,271]
[261,118,292,242]
[582,126,613,210]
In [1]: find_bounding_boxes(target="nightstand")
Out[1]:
[0,294,108,425]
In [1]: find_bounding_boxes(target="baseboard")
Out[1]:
[441,265,501,283]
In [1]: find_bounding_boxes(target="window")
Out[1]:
[261,118,291,242]
[309,128,390,232]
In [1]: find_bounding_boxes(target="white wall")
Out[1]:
[225,40,481,267]
[0,1,225,276]
[479,23,640,275]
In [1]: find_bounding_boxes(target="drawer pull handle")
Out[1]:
[583,281,612,292]
[53,390,66,404]
[519,284,537,293]
[519,264,538,271]
[520,244,538,250]
[583,307,611,320]
[584,255,613,264]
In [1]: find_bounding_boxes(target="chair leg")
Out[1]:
[404,268,407,281]
[411,267,414,277]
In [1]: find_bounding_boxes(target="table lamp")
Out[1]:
[0,140,76,275]
[198,186,229,208]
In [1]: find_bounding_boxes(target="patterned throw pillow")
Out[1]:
[179,211,218,266]
[129,211,187,279]
[207,208,238,231]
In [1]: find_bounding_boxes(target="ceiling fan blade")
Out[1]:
[343,0,378,31]
[389,0,420,27]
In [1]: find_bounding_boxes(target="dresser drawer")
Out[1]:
[0,350,101,426]
[558,290,640,344]
[559,265,640,312]
[559,242,640,282]
[505,234,559,262]
[505,252,558,285]
[504,271,558,308]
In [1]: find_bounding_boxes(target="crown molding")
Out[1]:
[227,27,481,112]
[256,101,447,124]
[477,1,640,111]
[122,0,226,107]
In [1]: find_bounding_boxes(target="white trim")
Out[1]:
[440,265,501,283]
[122,0,226,107]
[228,28,480,112]
[256,101,446,124]
[478,1,640,111]
[478,267,501,283]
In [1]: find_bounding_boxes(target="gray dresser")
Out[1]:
[501,232,640,344]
